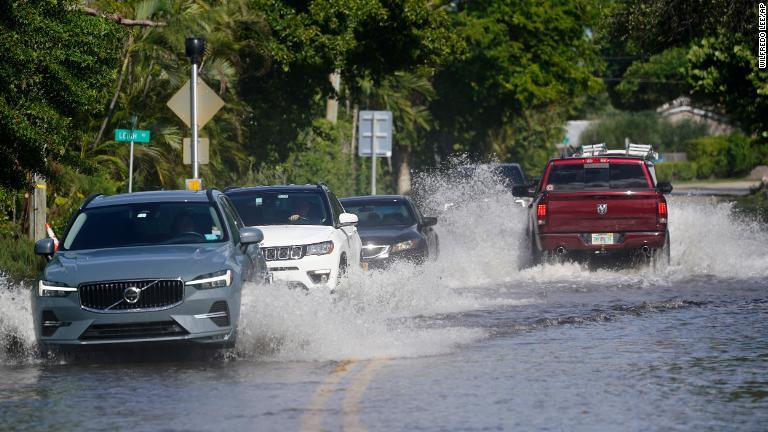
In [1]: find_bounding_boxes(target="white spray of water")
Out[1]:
[0,275,37,362]
[1,163,767,363]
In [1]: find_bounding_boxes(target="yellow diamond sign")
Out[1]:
[167,79,225,129]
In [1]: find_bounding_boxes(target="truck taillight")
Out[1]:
[537,203,547,225]
[658,201,667,223]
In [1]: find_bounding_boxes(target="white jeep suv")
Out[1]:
[225,185,361,290]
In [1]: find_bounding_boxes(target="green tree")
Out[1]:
[239,0,460,163]
[0,0,123,190]
[599,0,765,147]
[429,0,603,167]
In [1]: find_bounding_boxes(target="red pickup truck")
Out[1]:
[515,156,673,267]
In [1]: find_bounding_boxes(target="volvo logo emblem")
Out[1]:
[123,286,141,304]
[597,203,608,216]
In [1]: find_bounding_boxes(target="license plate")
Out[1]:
[591,233,614,245]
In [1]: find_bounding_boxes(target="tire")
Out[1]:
[652,231,671,271]
[529,234,542,267]
[337,254,348,286]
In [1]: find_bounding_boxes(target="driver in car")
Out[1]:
[288,200,312,223]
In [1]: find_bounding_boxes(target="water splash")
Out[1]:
[2,162,767,364]
[0,275,37,363]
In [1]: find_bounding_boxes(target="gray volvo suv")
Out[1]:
[32,189,268,353]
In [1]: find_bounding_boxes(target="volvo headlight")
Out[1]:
[306,241,334,256]
[38,280,76,297]
[186,269,232,289]
[391,240,418,253]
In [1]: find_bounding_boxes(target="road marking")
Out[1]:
[302,359,358,432]
[342,359,389,432]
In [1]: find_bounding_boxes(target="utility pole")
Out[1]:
[28,174,46,241]
[326,70,341,124]
[185,37,205,185]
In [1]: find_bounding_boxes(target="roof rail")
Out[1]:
[222,186,240,192]
[80,193,103,210]
[205,188,215,203]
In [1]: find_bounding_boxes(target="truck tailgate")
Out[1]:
[545,192,659,233]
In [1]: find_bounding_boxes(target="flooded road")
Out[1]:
[1,176,767,431]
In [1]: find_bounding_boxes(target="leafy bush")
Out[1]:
[0,221,45,282]
[685,133,755,179]
[655,161,699,182]
[686,135,728,178]
[47,167,119,235]
[725,134,757,177]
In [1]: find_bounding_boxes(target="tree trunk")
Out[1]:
[91,33,134,150]
[395,145,412,195]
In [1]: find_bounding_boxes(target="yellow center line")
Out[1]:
[302,359,358,432]
[342,358,390,432]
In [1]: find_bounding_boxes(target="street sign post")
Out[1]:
[114,121,150,193]
[183,138,210,165]
[358,110,393,195]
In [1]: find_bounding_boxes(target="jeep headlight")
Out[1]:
[391,240,418,253]
[305,241,334,256]
[186,269,232,289]
[38,280,76,297]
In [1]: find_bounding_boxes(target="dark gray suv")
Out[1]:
[32,189,268,353]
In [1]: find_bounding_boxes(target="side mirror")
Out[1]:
[656,182,673,194]
[512,185,531,197]
[239,227,264,247]
[422,216,438,227]
[339,212,358,227]
[35,238,56,256]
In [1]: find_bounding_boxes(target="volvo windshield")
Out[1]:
[62,202,227,251]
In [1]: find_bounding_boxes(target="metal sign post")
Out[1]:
[185,37,205,183]
[371,112,377,195]
[358,110,393,196]
[128,115,136,193]
[114,123,150,193]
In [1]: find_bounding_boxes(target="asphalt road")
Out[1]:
[1,195,766,431]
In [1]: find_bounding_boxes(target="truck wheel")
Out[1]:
[653,232,671,271]
[529,235,542,267]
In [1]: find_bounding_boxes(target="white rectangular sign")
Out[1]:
[358,110,392,157]
[183,137,210,165]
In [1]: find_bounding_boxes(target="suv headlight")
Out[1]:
[391,240,418,253]
[38,280,76,297]
[306,241,334,256]
[186,269,232,289]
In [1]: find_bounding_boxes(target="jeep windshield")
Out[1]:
[61,202,227,251]
[229,191,332,226]
[547,162,651,191]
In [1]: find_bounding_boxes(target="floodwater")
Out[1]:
[1,167,766,431]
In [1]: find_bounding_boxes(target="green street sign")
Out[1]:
[115,129,150,143]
